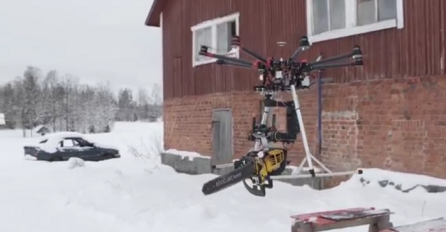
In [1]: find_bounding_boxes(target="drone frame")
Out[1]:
[200,35,363,183]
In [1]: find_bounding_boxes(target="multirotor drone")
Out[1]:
[200,35,364,197]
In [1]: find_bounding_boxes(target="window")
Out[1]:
[357,0,397,25]
[191,13,240,67]
[59,139,79,148]
[74,138,94,147]
[306,0,404,43]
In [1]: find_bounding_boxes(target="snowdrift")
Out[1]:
[345,168,446,194]
[0,121,445,232]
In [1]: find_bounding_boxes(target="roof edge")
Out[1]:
[145,0,163,27]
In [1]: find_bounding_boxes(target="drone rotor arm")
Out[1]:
[289,36,311,60]
[199,47,254,67]
[310,53,353,66]
[310,62,360,71]
[231,36,268,64]
[216,59,256,69]
[290,47,304,61]
[240,47,267,64]
[310,46,363,66]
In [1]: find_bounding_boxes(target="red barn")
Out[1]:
[146,0,446,179]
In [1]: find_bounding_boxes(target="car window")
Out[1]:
[76,138,93,147]
[59,139,79,148]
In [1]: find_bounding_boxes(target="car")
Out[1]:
[24,132,120,162]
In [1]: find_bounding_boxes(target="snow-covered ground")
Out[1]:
[0,122,445,232]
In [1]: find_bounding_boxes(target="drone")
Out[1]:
[200,35,364,197]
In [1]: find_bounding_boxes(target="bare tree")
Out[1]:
[44,70,62,132]
[137,87,149,106]
[0,82,16,128]
[95,81,118,132]
[0,65,165,132]
[22,66,42,137]
[118,88,135,121]
[149,83,162,105]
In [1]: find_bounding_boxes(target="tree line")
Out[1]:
[0,66,163,136]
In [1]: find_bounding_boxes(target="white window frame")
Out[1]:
[191,12,240,67]
[306,0,404,43]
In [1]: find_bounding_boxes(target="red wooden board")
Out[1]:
[290,207,391,226]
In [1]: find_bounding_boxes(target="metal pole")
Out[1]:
[290,84,314,175]
[271,170,361,180]
[251,103,271,154]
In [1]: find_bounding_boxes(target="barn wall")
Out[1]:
[163,90,318,167]
[164,75,446,179]
[162,0,446,100]
[159,0,446,179]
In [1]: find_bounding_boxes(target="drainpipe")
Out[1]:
[315,54,323,158]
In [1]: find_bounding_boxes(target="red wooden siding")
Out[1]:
[161,0,446,100]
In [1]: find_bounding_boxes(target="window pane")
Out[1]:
[194,29,203,62]
[194,27,212,62]
[378,0,396,21]
[216,22,231,53]
[313,0,329,34]
[203,27,212,49]
[357,0,376,26]
[329,0,346,30]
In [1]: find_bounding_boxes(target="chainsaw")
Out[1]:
[202,148,288,197]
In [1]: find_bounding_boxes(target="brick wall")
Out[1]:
[164,75,446,179]
[163,90,318,164]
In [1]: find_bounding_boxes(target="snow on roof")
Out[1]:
[36,132,87,153]
[34,131,119,153]
[33,125,45,133]
[39,131,85,143]
[0,113,5,125]
[164,149,210,161]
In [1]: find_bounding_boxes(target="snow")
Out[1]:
[348,168,446,189]
[67,157,86,169]
[0,121,446,232]
[89,139,120,151]
[395,218,446,232]
[32,125,46,134]
[287,165,323,174]
[164,148,210,161]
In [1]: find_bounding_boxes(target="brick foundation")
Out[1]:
[164,76,446,179]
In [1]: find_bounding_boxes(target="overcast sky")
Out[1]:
[0,0,161,95]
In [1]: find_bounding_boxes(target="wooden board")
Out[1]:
[291,207,392,226]
[290,208,393,232]
[291,207,446,232]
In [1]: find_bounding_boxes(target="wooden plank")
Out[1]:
[291,208,393,232]
[319,208,391,222]
[291,207,365,220]
[291,208,446,232]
